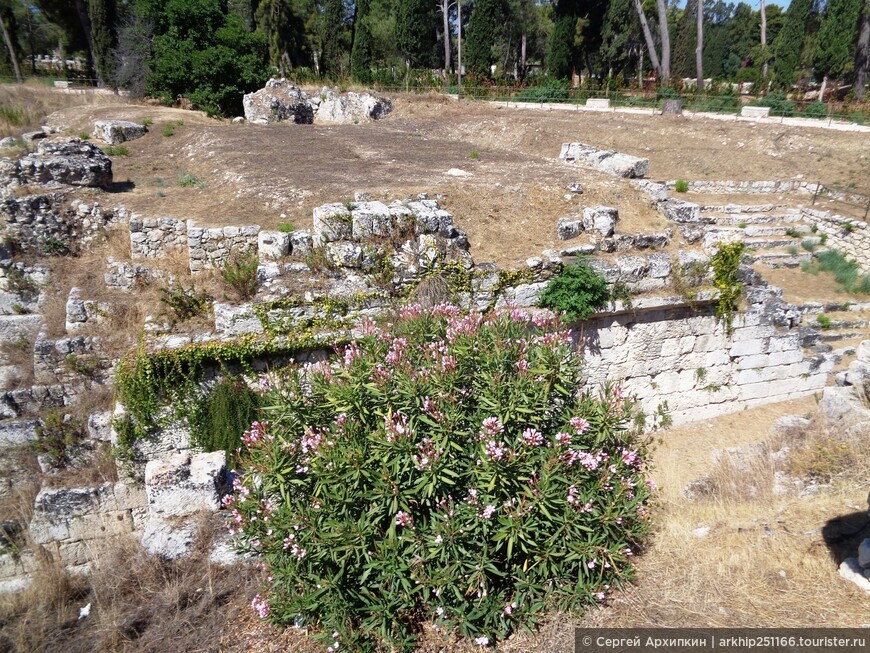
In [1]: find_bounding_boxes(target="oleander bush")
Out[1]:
[229,305,654,651]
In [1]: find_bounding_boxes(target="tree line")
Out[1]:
[1,0,868,116]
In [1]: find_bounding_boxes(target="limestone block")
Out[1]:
[323,241,362,268]
[741,106,770,119]
[313,204,352,244]
[141,517,198,560]
[597,152,649,179]
[858,340,870,363]
[659,199,703,223]
[92,120,147,145]
[144,451,228,519]
[557,217,583,240]
[0,419,38,449]
[290,230,313,256]
[582,206,619,237]
[838,557,870,592]
[351,201,392,239]
[258,230,290,260]
[67,510,134,541]
[213,303,263,336]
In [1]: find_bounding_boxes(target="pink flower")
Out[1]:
[480,504,496,519]
[621,447,641,467]
[587,560,597,569]
[251,594,270,619]
[555,432,571,447]
[569,416,590,434]
[646,478,657,490]
[521,428,544,447]
[483,439,507,461]
[474,636,489,647]
[384,411,412,442]
[396,511,414,529]
[480,417,504,438]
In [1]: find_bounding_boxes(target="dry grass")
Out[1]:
[0,82,128,139]
[0,518,263,653]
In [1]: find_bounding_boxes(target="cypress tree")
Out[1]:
[548,0,584,80]
[599,0,635,78]
[395,0,436,68]
[812,0,863,84]
[319,0,344,76]
[671,3,697,79]
[465,0,504,76]
[350,0,372,79]
[255,0,314,73]
[88,0,118,86]
[772,0,813,87]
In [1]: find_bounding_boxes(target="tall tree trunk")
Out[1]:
[818,74,828,100]
[441,0,451,71]
[856,4,870,100]
[695,0,703,92]
[457,1,462,91]
[760,0,768,77]
[632,0,661,75]
[639,44,644,88]
[0,11,22,83]
[657,0,671,83]
[72,0,96,82]
[519,33,526,79]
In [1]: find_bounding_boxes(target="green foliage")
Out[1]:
[802,250,870,294]
[812,0,863,82]
[710,242,746,331]
[0,106,27,126]
[64,354,102,379]
[40,236,70,256]
[785,227,803,238]
[189,375,261,458]
[159,284,212,322]
[78,131,91,140]
[229,306,653,650]
[4,268,38,299]
[142,118,154,127]
[516,77,571,102]
[772,0,813,87]
[469,149,479,159]
[103,145,129,156]
[609,279,634,309]
[674,180,689,193]
[319,0,346,76]
[801,238,817,252]
[220,252,260,301]
[465,0,505,76]
[755,91,795,116]
[277,221,296,233]
[178,169,203,187]
[88,0,118,86]
[350,0,374,80]
[34,409,85,469]
[815,314,832,330]
[843,221,855,233]
[395,0,437,68]
[539,260,610,321]
[802,101,828,120]
[162,121,183,137]
[146,0,269,116]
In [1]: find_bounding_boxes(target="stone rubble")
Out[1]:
[92,120,147,145]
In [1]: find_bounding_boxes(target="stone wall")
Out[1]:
[129,217,188,259]
[801,209,870,272]
[579,286,832,424]
[666,180,819,195]
[187,224,260,272]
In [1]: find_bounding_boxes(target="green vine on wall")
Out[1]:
[710,241,746,333]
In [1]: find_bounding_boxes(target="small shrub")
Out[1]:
[610,279,634,309]
[786,434,855,482]
[142,118,153,127]
[674,179,689,193]
[802,102,827,120]
[695,367,707,383]
[10,303,27,315]
[711,242,746,331]
[784,227,803,238]
[469,149,479,159]
[4,268,38,299]
[810,224,818,233]
[671,258,709,307]
[103,145,130,156]
[815,314,832,330]
[738,222,748,229]
[34,409,85,469]
[64,353,102,378]
[229,306,653,650]
[843,222,855,234]
[0,106,27,126]
[159,284,211,322]
[756,91,794,117]
[801,239,817,252]
[276,221,295,233]
[78,131,90,140]
[819,233,828,245]
[539,260,610,321]
[787,245,799,255]
[40,236,70,256]
[304,247,336,272]
[163,123,176,137]
[220,252,260,301]
[804,250,870,294]
[189,376,260,459]
[178,169,203,188]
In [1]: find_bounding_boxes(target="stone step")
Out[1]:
[699,204,789,214]
[799,300,870,314]
[750,251,813,268]
[700,213,804,225]
[808,317,868,331]
[743,237,802,249]
[814,330,869,343]
[707,224,812,237]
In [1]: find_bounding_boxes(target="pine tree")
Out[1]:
[465,0,504,76]
[772,0,813,87]
[812,0,863,93]
[395,0,436,68]
[255,0,314,74]
[599,0,636,78]
[350,0,372,79]
[89,0,117,86]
